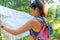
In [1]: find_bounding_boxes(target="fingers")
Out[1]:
[0,20,2,27]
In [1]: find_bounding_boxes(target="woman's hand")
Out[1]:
[49,36,52,40]
[0,20,2,27]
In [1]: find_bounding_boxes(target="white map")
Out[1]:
[0,5,34,40]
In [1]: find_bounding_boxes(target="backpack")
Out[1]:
[31,16,53,40]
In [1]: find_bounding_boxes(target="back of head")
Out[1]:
[30,0,47,17]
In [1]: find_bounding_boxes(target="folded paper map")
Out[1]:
[0,5,34,40]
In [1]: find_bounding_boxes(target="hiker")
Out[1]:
[0,0,52,40]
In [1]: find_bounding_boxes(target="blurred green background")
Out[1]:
[0,0,60,40]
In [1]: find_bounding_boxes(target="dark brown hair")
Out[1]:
[30,0,47,17]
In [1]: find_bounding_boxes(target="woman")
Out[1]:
[0,1,52,40]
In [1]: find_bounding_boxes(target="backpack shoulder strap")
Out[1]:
[36,16,47,26]
[36,16,53,37]
[30,17,45,39]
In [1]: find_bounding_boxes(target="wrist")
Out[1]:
[1,25,4,28]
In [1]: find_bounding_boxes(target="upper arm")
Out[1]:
[14,19,43,35]
[15,20,34,34]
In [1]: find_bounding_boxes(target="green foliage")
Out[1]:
[0,0,60,40]
[47,6,56,20]
[17,36,29,40]
[49,20,60,40]
[0,36,2,40]
[0,28,1,36]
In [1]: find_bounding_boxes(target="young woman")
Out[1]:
[0,1,52,40]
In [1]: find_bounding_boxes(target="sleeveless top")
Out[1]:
[30,16,53,37]
[30,16,43,37]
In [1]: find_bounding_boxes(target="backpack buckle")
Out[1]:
[38,37,43,40]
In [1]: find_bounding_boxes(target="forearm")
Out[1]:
[2,26,18,35]
[2,25,31,35]
[1,20,33,35]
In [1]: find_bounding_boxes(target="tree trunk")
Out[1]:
[55,6,58,19]
[12,0,15,8]
[4,0,7,7]
[42,0,44,3]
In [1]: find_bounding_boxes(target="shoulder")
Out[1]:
[43,17,48,22]
[26,18,43,28]
[28,18,41,25]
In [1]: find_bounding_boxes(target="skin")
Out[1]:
[0,4,52,40]
[0,7,42,40]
